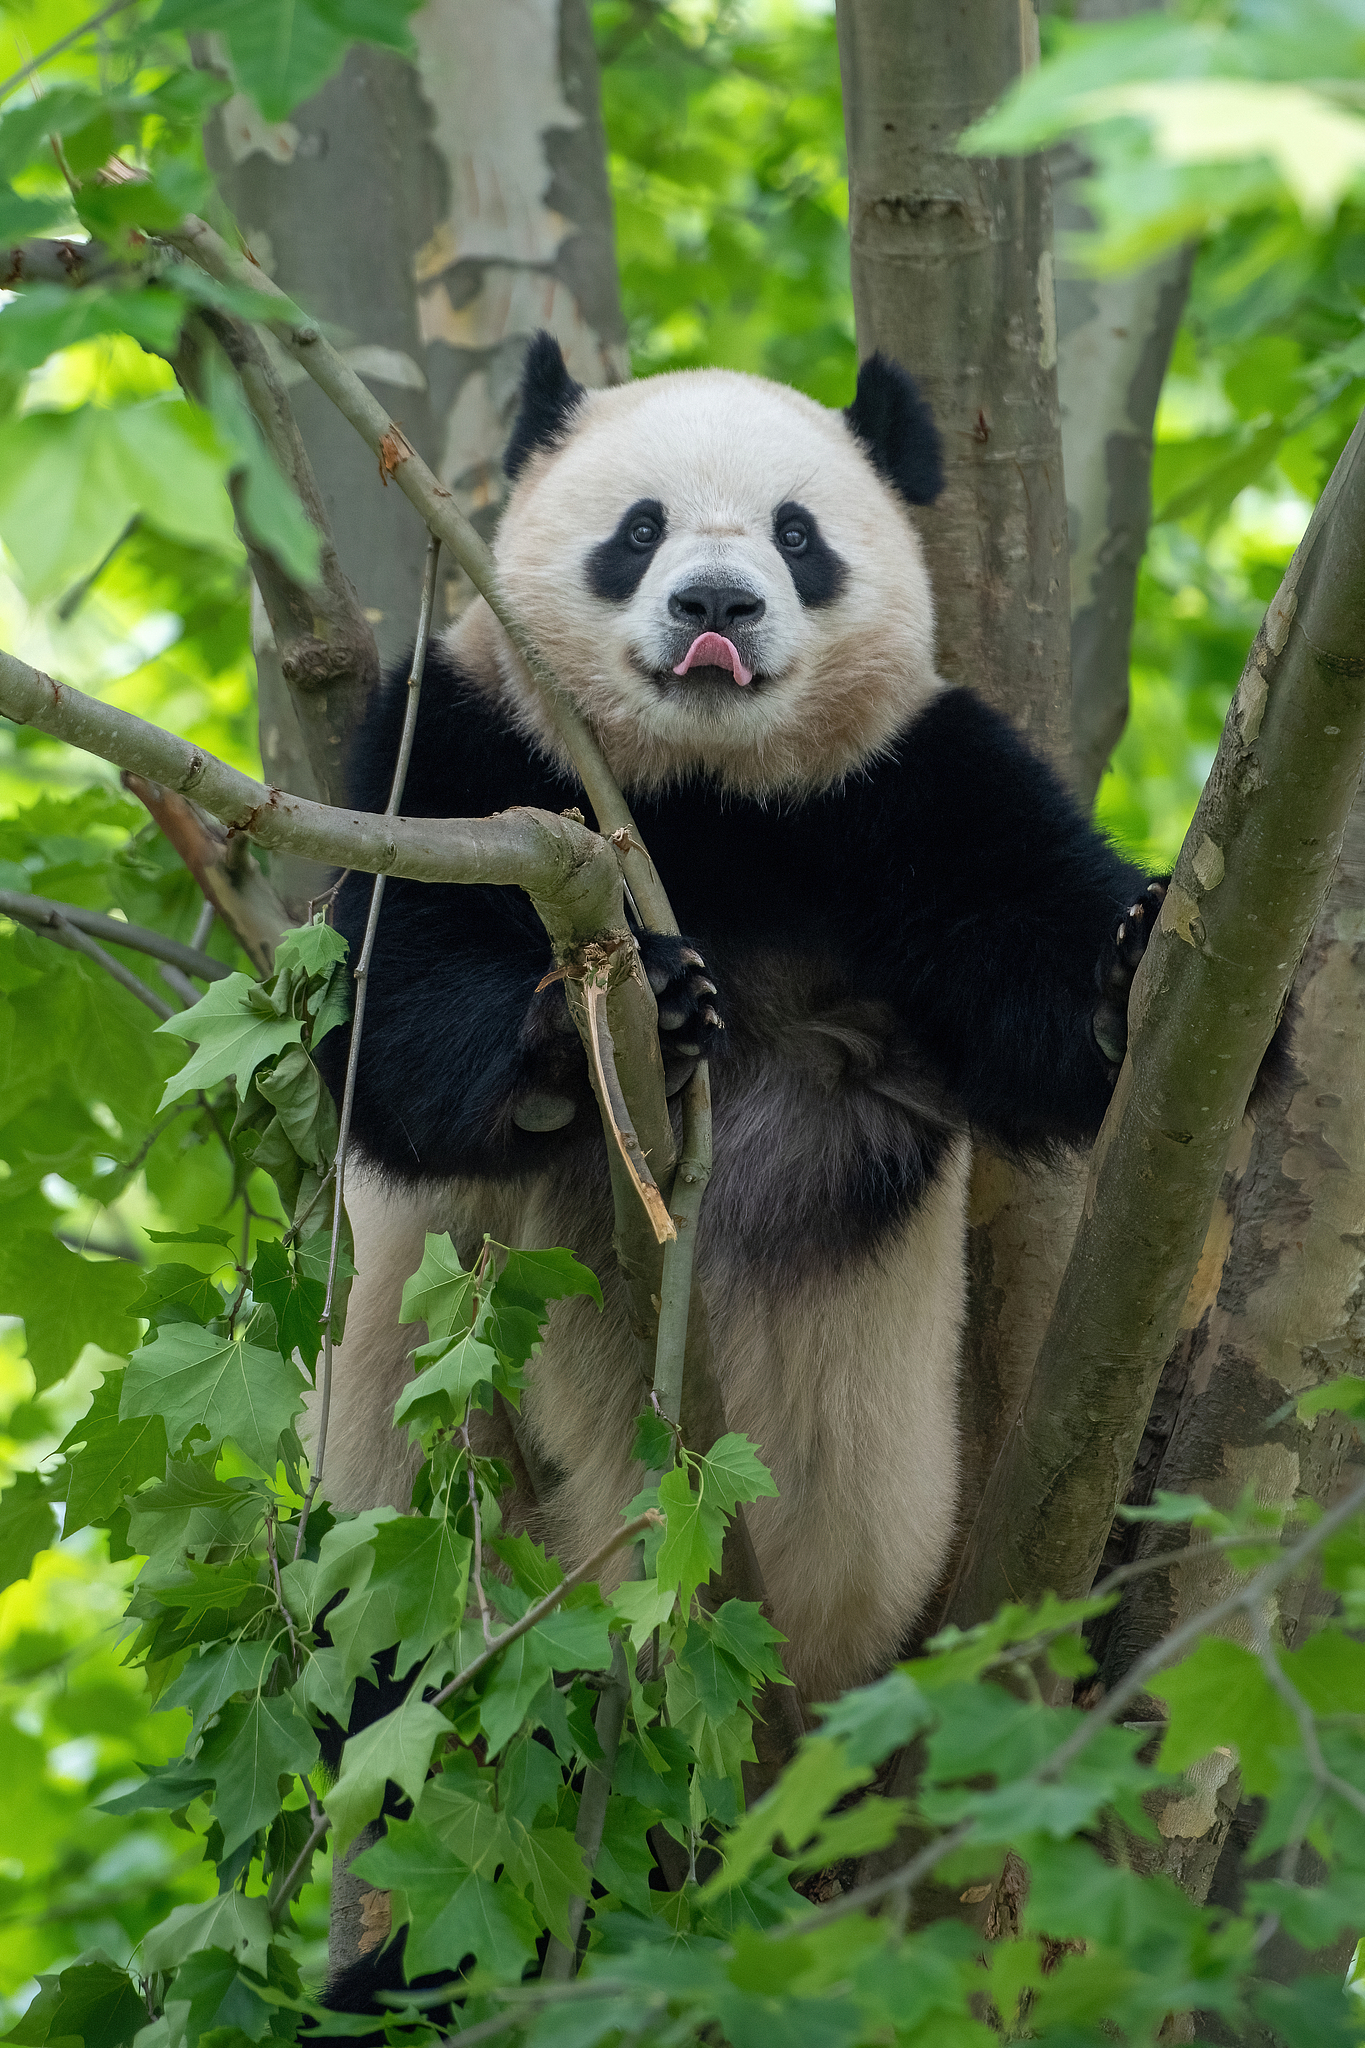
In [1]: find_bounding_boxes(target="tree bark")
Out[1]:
[836,0,1083,1624]
[945,405,1365,1627]
[836,0,1069,754]
[200,0,627,669]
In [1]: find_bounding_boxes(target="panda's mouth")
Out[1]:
[672,632,753,688]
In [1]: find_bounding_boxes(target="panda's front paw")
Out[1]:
[1093,881,1168,1071]
[639,934,725,1095]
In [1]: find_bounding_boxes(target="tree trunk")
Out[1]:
[836,0,1081,1610]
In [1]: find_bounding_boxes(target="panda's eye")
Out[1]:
[629,516,661,549]
[778,519,809,553]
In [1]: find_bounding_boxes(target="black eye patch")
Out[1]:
[586,498,667,603]
[772,500,847,608]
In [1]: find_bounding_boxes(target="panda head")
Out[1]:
[477,332,945,796]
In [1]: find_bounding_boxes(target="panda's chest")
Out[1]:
[696,945,960,1272]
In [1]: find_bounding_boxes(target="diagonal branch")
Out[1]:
[121,773,292,977]
[944,404,1365,1627]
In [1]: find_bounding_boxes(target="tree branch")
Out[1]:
[0,890,230,983]
[121,772,292,977]
[179,310,379,803]
[946,407,1365,1625]
[5,898,175,1020]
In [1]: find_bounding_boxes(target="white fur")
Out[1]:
[317,364,968,1704]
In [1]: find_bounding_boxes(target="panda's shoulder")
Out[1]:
[345,637,570,820]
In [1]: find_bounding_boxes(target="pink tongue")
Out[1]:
[672,631,753,687]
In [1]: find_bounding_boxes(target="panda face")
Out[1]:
[488,368,944,797]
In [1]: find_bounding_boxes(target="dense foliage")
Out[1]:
[2,1,1365,2044]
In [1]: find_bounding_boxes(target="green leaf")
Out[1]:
[256,1047,337,1172]
[251,1237,326,1369]
[475,1630,557,1758]
[7,1959,145,2048]
[122,1322,305,1470]
[151,1558,269,1625]
[158,1638,282,1733]
[141,1892,273,1976]
[324,1692,451,1855]
[399,1233,477,1341]
[0,1471,57,1591]
[393,1331,501,1435]
[816,1668,934,1769]
[495,1244,603,1317]
[1149,1637,1298,1795]
[272,918,349,981]
[161,1945,271,2044]
[156,973,304,1108]
[1298,1374,1365,1421]
[132,1262,227,1328]
[354,1815,540,1977]
[632,1406,676,1470]
[196,1693,320,1854]
[709,1600,790,1688]
[0,1230,141,1387]
[505,1820,590,1944]
[146,1226,236,1249]
[656,1462,726,1610]
[341,1511,471,1675]
[491,1530,564,1601]
[695,1433,780,1515]
[704,1737,870,1895]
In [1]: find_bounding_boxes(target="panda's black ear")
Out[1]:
[844,353,943,507]
[504,332,587,481]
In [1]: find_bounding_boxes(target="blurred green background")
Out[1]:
[2,0,1363,2016]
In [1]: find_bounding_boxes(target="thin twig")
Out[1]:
[294,537,441,1561]
[427,1510,662,1711]
[1248,1608,1365,1822]
[264,1502,301,1675]
[0,889,231,983]
[11,898,175,1019]
[652,1065,712,1424]
[0,0,139,102]
[580,963,675,1245]
[268,1778,330,1928]
[462,1414,495,1648]
[190,899,215,951]
[1092,1526,1297,1601]
[542,1633,631,1979]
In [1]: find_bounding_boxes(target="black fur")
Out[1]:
[317,648,1147,1224]
[844,353,944,507]
[772,500,848,608]
[502,333,586,481]
[587,497,667,603]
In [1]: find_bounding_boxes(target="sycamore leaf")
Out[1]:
[505,1820,590,1944]
[656,1463,726,1611]
[0,1472,57,1593]
[196,1693,320,1854]
[161,1944,270,2044]
[816,1668,934,1769]
[703,1738,871,1895]
[251,1238,326,1369]
[475,1631,557,1758]
[131,1263,226,1328]
[0,1230,141,1388]
[1149,1637,1297,1795]
[121,1323,305,1471]
[158,1638,282,1733]
[399,1234,477,1341]
[677,1618,753,1723]
[418,1773,508,1876]
[141,1892,272,1976]
[324,1692,451,1854]
[354,1816,540,1978]
[695,1433,779,1516]
[53,1382,189,1536]
[156,973,303,1109]
[6,1959,146,2048]
[495,1245,603,1318]
[632,1406,676,1471]
[319,1512,467,1682]
[272,917,350,981]
[492,1531,564,1602]
[610,1574,676,1648]
[708,1601,790,1689]
[141,1557,269,1625]
[394,1332,500,1436]
[294,1644,357,1728]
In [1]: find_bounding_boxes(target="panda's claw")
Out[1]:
[638,933,727,1093]
[1092,879,1168,1073]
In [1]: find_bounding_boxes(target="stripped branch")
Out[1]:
[580,961,675,1246]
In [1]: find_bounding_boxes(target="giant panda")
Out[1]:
[313,334,1160,1706]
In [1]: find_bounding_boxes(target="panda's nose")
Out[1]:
[668,584,766,632]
